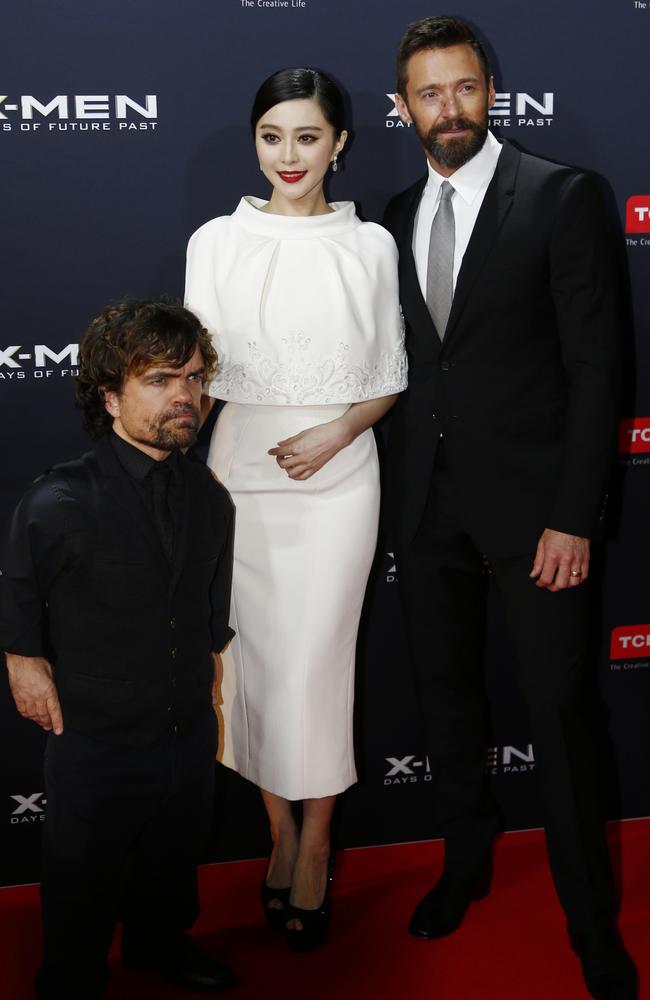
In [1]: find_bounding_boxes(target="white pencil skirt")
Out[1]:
[207,402,380,800]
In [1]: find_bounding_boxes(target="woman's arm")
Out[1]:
[268,394,398,481]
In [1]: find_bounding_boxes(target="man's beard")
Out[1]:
[141,405,200,451]
[416,114,488,170]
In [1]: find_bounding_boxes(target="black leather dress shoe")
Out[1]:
[122,931,236,993]
[572,929,638,1000]
[409,866,492,939]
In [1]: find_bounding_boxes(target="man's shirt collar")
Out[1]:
[109,431,179,482]
[424,129,502,206]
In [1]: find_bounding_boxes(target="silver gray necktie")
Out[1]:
[426,180,455,339]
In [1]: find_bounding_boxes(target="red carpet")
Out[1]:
[2,820,649,999]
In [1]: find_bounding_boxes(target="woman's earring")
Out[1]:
[331,155,338,173]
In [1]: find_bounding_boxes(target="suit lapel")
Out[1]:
[443,141,520,345]
[94,437,169,569]
[395,177,442,359]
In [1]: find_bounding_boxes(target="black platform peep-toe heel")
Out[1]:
[285,856,335,953]
[261,878,292,931]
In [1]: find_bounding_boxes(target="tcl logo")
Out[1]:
[610,626,650,659]
[625,196,650,233]
[619,417,650,453]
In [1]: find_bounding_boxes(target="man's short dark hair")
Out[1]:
[76,296,218,439]
[396,15,492,97]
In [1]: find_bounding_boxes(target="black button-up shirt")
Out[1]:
[110,432,184,560]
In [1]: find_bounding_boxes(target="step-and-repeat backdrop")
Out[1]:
[2,0,648,885]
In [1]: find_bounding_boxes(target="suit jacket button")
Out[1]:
[440,361,450,372]
[170,617,176,629]
[171,647,177,659]
[432,412,439,420]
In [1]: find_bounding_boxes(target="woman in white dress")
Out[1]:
[185,67,406,950]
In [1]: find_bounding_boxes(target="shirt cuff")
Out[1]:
[2,631,45,658]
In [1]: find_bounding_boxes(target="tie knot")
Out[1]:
[440,180,453,202]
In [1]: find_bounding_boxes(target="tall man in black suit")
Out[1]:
[383,16,635,999]
[1,299,235,998]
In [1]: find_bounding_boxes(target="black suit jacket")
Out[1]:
[382,140,621,554]
[0,438,234,747]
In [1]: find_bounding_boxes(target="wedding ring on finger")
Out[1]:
[570,569,582,578]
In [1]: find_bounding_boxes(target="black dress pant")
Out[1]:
[397,445,616,936]
[36,712,218,999]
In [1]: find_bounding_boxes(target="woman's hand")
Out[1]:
[268,395,399,480]
[268,419,352,480]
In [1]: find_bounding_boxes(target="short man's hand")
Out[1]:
[5,654,63,734]
[530,528,590,592]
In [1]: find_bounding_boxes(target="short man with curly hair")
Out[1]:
[0,298,235,998]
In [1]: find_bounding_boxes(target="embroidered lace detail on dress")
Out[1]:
[208,329,407,404]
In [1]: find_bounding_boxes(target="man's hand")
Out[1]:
[5,654,63,734]
[530,529,590,592]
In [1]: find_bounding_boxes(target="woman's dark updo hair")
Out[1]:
[250,67,345,137]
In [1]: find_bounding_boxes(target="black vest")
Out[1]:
[35,440,233,747]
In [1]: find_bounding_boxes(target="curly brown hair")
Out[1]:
[76,297,218,438]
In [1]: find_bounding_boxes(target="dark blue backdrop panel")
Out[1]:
[2,0,648,885]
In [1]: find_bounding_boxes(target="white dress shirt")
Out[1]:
[413,130,502,296]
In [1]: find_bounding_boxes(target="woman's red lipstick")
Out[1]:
[278,170,307,184]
